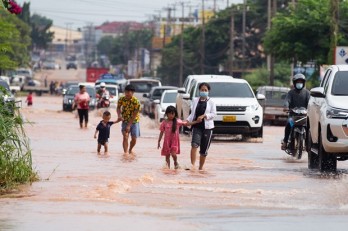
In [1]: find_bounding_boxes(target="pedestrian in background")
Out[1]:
[186,82,216,171]
[73,84,90,129]
[25,91,33,106]
[94,110,122,156]
[117,84,141,156]
[158,106,197,169]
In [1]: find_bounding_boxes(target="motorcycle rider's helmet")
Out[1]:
[292,73,306,90]
[100,82,106,88]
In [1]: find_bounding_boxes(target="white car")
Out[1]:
[154,89,178,123]
[125,78,162,107]
[176,75,233,124]
[182,76,265,139]
[307,64,348,172]
[95,85,119,108]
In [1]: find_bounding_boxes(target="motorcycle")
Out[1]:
[96,92,110,109]
[284,107,307,159]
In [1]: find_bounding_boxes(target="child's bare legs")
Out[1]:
[97,143,101,155]
[104,143,109,155]
[171,152,179,169]
[165,155,170,168]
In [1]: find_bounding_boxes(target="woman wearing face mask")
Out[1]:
[185,82,216,170]
[281,73,310,150]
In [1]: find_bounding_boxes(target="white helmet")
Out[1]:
[100,82,106,87]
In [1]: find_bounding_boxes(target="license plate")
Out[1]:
[223,115,236,122]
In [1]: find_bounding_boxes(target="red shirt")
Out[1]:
[74,92,90,109]
[27,94,33,103]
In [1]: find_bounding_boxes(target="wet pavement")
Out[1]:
[1,74,348,230]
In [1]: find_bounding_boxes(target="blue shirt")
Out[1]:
[96,121,114,141]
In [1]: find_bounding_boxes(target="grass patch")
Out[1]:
[0,88,38,193]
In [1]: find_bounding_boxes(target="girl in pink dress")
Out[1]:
[157,106,196,169]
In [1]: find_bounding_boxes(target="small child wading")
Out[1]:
[157,106,196,169]
[94,111,121,155]
[26,91,33,106]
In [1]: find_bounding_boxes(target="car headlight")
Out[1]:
[326,106,348,119]
[249,104,260,111]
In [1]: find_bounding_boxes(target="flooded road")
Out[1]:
[2,71,348,230]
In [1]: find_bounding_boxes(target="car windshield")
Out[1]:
[67,86,95,96]
[106,87,117,95]
[163,92,177,103]
[196,82,254,98]
[131,81,160,93]
[152,89,171,99]
[332,71,348,96]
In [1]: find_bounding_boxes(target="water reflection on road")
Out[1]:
[1,96,348,230]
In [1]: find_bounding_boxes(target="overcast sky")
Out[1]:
[16,0,243,29]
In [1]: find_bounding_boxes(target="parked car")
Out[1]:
[95,73,127,91]
[0,79,16,114]
[62,85,97,111]
[181,76,265,139]
[62,81,80,95]
[95,85,119,108]
[154,89,178,123]
[125,78,162,106]
[307,65,348,172]
[176,75,233,123]
[256,86,290,125]
[66,62,77,70]
[143,86,178,118]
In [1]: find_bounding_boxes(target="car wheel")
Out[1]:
[318,132,337,172]
[307,129,319,169]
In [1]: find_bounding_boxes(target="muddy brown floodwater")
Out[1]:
[1,95,348,231]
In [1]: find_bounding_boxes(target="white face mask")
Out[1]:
[295,83,304,90]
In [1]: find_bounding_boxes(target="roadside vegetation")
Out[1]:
[0,87,37,192]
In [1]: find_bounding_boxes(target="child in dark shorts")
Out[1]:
[94,111,121,155]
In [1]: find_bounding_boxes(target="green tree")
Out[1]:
[104,29,154,66]
[18,2,30,24]
[158,0,273,85]
[0,11,31,71]
[97,36,114,57]
[263,0,331,65]
[30,14,54,49]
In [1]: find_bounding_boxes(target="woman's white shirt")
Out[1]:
[186,97,216,129]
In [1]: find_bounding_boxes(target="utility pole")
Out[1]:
[213,0,217,14]
[229,7,235,75]
[200,0,205,74]
[179,2,186,87]
[241,0,247,76]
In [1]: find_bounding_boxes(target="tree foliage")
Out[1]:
[30,13,54,50]
[263,0,332,65]
[0,10,31,71]
[158,0,272,85]
[97,29,154,66]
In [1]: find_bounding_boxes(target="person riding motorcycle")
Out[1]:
[97,82,111,108]
[281,73,310,150]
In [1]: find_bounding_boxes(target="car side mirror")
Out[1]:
[153,99,160,104]
[256,94,265,100]
[310,87,325,98]
[177,87,186,94]
[183,93,191,100]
